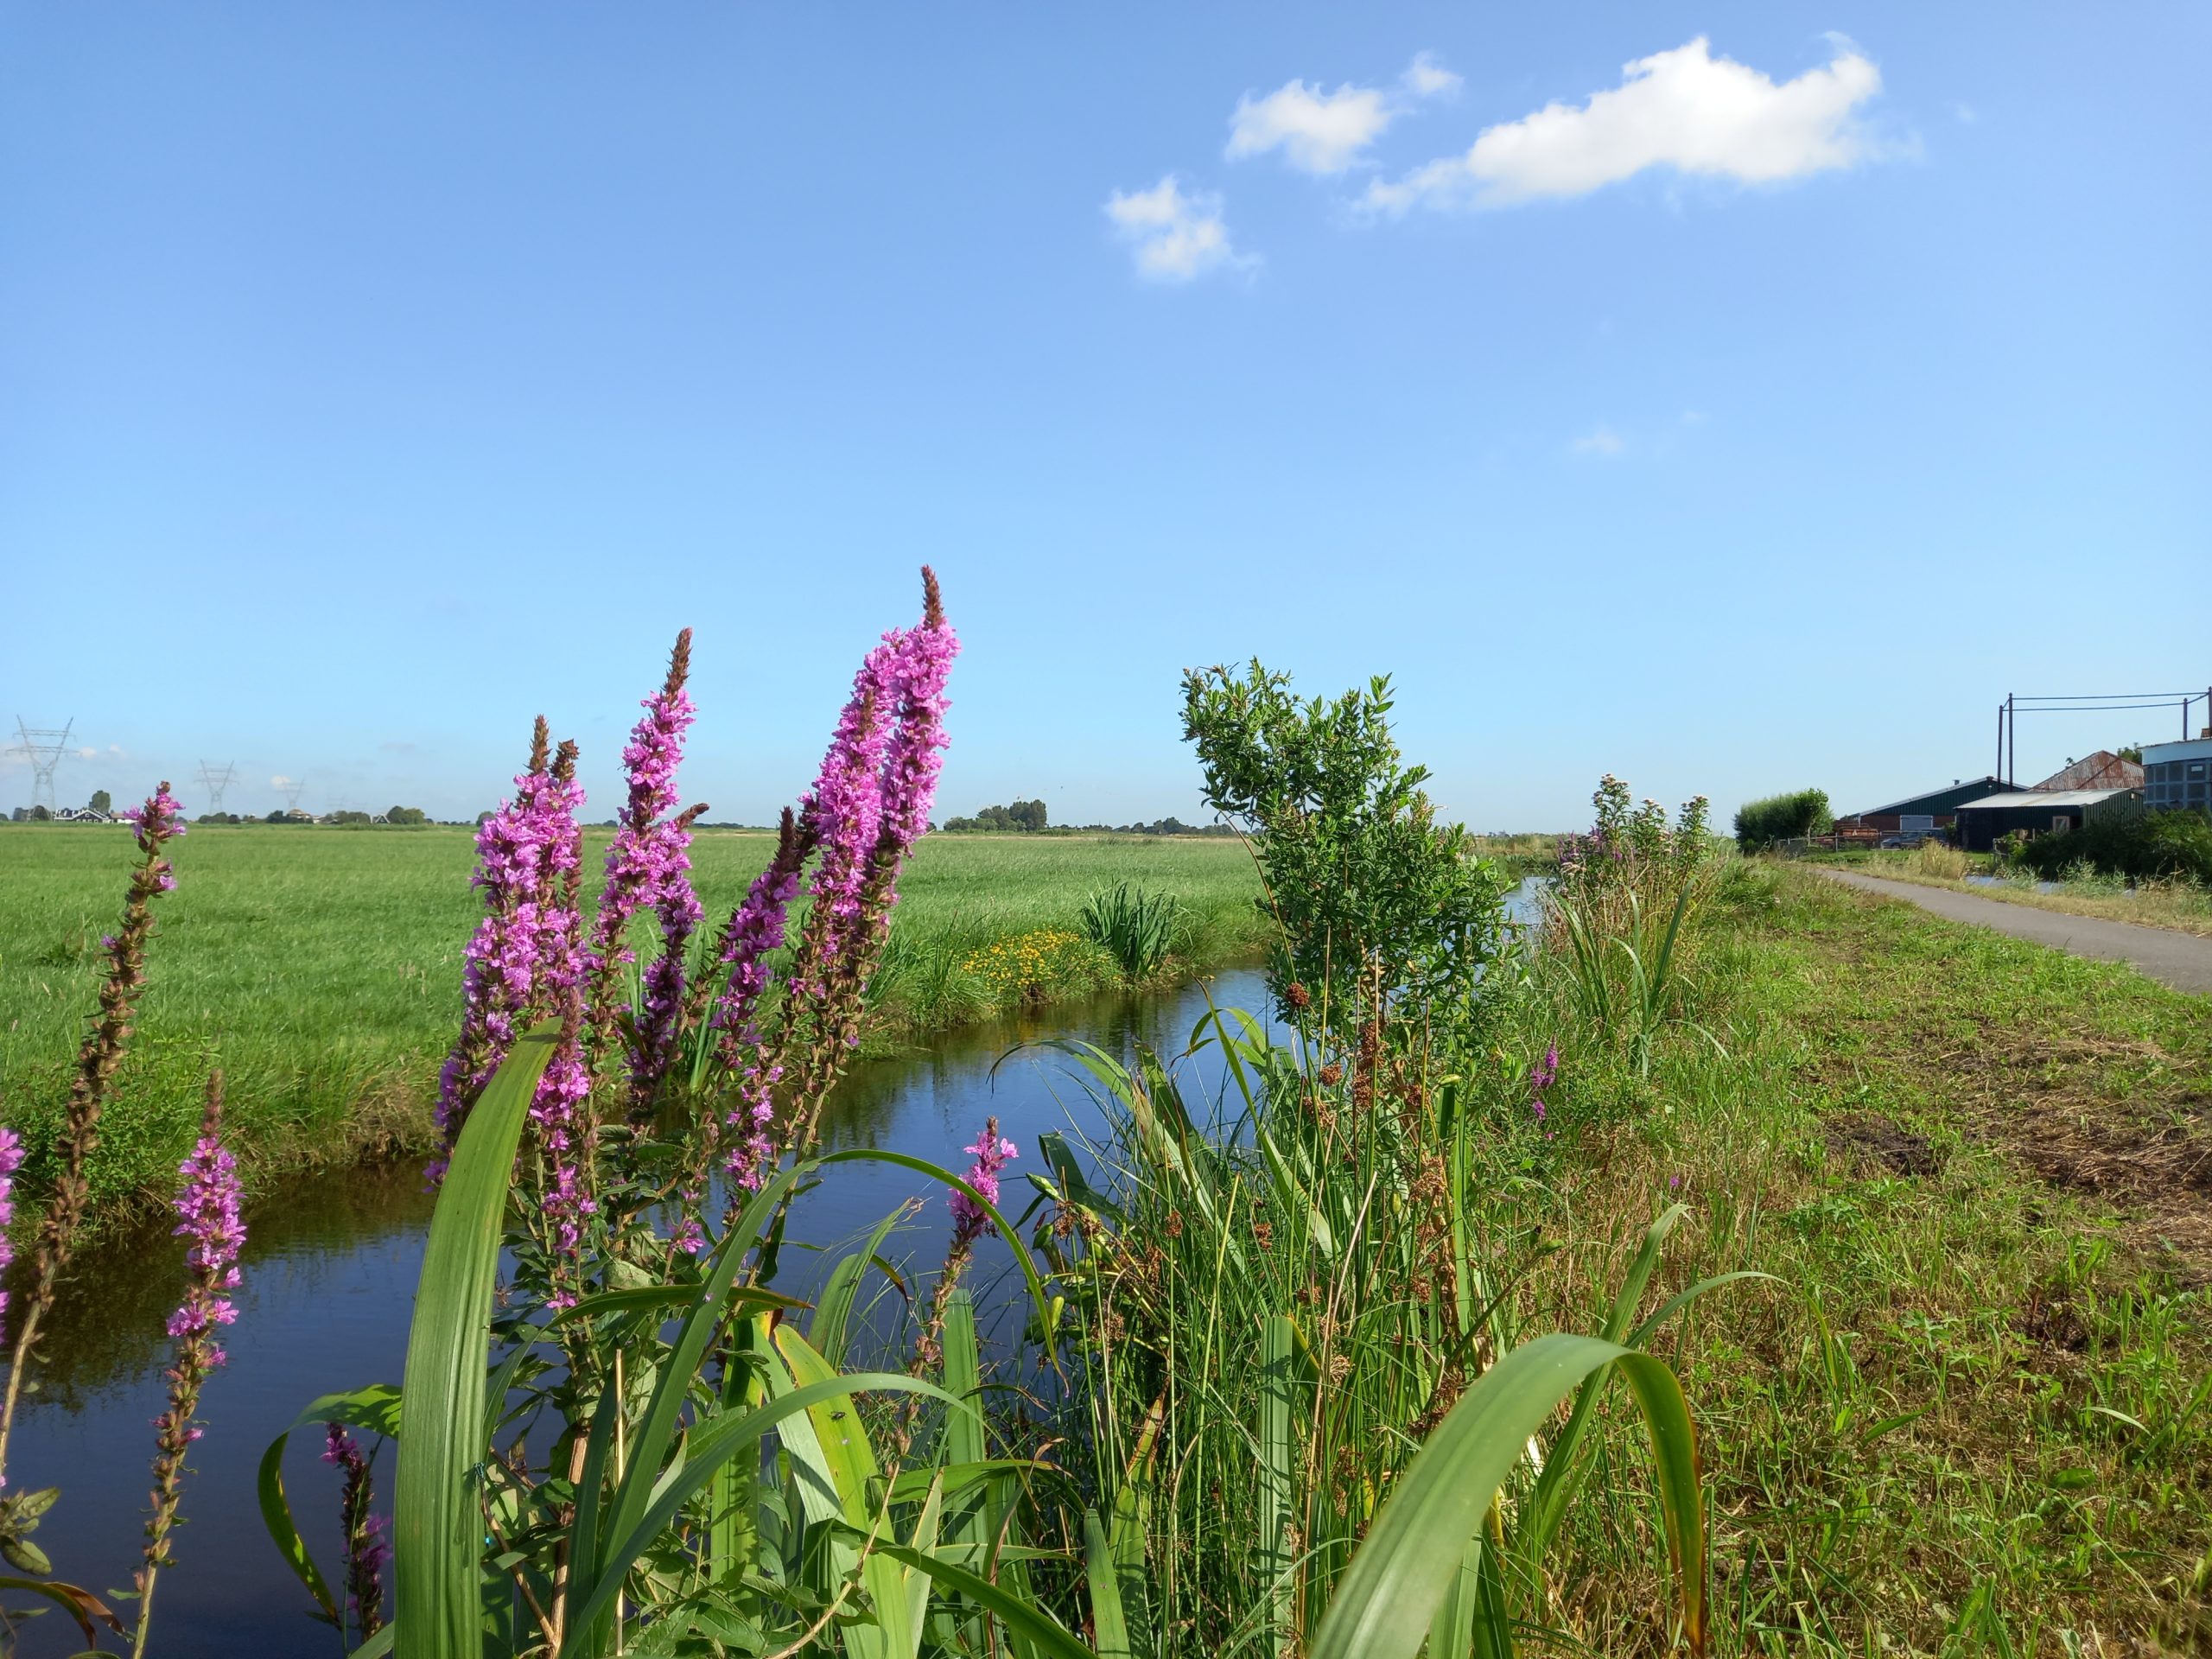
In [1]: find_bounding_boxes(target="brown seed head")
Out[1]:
[665,627,693,697]
[920,565,944,629]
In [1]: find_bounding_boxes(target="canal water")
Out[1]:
[8,880,1545,1654]
[8,966,1279,1656]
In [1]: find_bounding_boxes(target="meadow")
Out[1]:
[0,824,1265,1217]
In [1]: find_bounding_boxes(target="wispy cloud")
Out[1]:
[1104,176,1252,282]
[1402,52,1463,100]
[1227,54,1460,175]
[1364,36,1891,213]
[1572,425,1625,457]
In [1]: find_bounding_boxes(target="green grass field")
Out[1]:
[0,825,1263,1215]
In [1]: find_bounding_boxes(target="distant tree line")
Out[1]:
[941,799,1051,833]
[936,799,1236,836]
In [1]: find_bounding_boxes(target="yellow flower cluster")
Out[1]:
[959,928,1087,996]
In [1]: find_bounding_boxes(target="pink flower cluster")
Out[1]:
[433,734,586,1164]
[166,1133,245,1367]
[1528,1042,1559,1132]
[0,1126,22,1333]
[588,633,701,1099]
[529,1038,594,1291]
[717,572,958,1189]
[321,1423,389,1636]
[122,784,188,888]
[948,1123,1017,1244]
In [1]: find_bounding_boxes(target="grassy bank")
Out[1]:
[0,825,1263,1214]
[1504,863,2210,1649]
[1808,845,2212,938]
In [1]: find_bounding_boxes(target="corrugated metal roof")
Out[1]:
[2033,751,2145,791]
[1956,788,2139,810]
[1853,777,2013,818]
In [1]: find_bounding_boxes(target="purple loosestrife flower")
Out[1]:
[0,783,185,1489]
[712,812,813,1190]
[121,784,188,887]
[948,1122,1017,1247]
[631,802,709,1113]
[1527,1042,1560,1135]
[321,1424,388,1639]
[587,632,699,1061]
[798,652,899,972]
[433,723,581,1171]
[0,1128,21,1336]
[516,759,596,1298]
[868,568,959,917]
[134,1075,244,1655]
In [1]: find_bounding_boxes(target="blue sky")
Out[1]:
[3,4,2206,829]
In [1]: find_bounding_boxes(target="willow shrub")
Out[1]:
[1180,660,1508,1031]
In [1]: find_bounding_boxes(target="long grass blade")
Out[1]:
[1308,1332,1707,1659]
[392,1027,556,1659]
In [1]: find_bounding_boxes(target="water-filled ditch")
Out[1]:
[9,880,1545,1654]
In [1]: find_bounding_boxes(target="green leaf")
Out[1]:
[862,1541,1098,1659]
[258,1384,404,1625]
[1309,1333,1708,1659]
[559,1370,966,1649]
[393,1027,556,1658]
[1084,1511,1130,1659]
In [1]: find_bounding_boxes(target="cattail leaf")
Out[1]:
[1309,1332,1709,1659]
[392,1027,556,1659]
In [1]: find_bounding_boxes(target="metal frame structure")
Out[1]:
[10,716,74,814]
[195,760,238,814]
[1997,685,2211,785]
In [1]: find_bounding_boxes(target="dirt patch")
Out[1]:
[2017,1288,2092,1355]
[1823,1113,1945,1178]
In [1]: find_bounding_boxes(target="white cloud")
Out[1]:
[1572,426,1625,457]
[1229,79,1395,175]
[270,773,294,789]
[1363,36,1888,213]
[1227,54,1460,175]
[1103,176,1250,282]
[1402,52,1462,99]
[74,746,98,760]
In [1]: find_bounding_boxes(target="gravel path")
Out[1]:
[1816,869,2212,995]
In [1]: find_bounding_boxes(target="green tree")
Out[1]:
[1732,788,1832,851]
[1181,659,1507,1026]
[385,805,428,825]
[88,789,111,815]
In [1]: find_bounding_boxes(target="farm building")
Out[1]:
[2031,750,2145,792]
[1951,786,2142,853]
[1835,777,2013,838]
[2141,735,2212,815]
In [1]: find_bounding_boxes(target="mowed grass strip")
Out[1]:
[1521,866,2211,1650]
[0,826,1262,1215]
